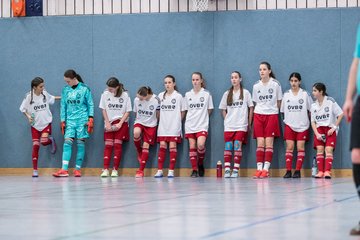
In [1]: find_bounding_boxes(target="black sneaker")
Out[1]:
[283,170,292,178]
[190,170,198,178]
[292,170,301,178]
[198,164,205,177]
[350,222,360,235]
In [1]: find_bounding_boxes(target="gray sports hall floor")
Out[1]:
[0,176,358,239]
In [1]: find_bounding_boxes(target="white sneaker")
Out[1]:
[101,169,109,177]
[230,170,239,178]
[154,170,163,178]
[224,169,231,178]
[167,170,174,178]
[111,169,118,177]
[32,170,38,177]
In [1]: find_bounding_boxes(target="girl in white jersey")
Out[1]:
[311,83,343,179]
[183,72,214,178]
[219,71,254,178]
[99,77,132,177]
[154,75,185,178]
[280,72,313,178]
[133,86,160,178]
[19,77,60,177]
[252,62,283,179]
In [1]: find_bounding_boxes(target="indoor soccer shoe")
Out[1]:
[230,170,239,178]
[52,169,69,177]
[324,171,332,179]
[49,136,56,154]
[198,164,205,177]
[224,169,231,178]
[135,170,144,178]
[315,171,324,178]
[259,169,269,178]
[292,170,301,178]
[167,170,174,178]
[73,169,82,177]
[101,169,110,177]
[154,170,163,178]
[111,169,118,177]
[253,170,262,179]
[190,170,198,178]
[32,170,38,177]
[283,170,292,178]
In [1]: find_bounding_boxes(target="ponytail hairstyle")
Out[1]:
[227,71,244,106]
[313,82,328,96]
[107,77,125,98]
[163,75,178,100]
[64,69,84,83]
[260,61,276,79]
[192,72,206,88]
[137,86,153,97]
[30,77,46,105]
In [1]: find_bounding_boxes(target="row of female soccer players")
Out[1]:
[20,62,343,179]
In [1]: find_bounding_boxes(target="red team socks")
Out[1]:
[325,154,333,172]
[139,148,149,171]
[103,140,114,169]
[40,137,52,146]
[189,148,197,170]
[316,153,325,172]
[169,147,177,170]
[265,147,273,163]
[233,150,242,171]
[134,137,142,154]
[32,139,40,170]
[224,150,232,166]
[285,151,293,171]
[157,146,166,170]
[197,148,205,166]
[256,147,265,164]
[113,140,123,170]
[296,150,305,171]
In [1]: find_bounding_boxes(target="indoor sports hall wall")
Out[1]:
[0,8,359,172]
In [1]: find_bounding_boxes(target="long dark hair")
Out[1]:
[192,72,206,88]
[313,82,328,96]
[107,77,125,98]
[227,71,244,105]
[163,75,178,100]
[64,69,83,83]
[30,77,46,104]
[260,61,276,79]
[137,86,153,97]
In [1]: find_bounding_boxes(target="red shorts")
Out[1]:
[157,136,182,143]
[253,113,280,138]
[31,124,52,140]
[224,131,248,144]
[185,131,208,139]
[134,123,157,145]
[104,120,129,141]
[313,126,337,149]
[283,125,309,141]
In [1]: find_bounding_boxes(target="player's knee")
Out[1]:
[352,149,360,164]
[234,140,241,151]
[225,141,233,151]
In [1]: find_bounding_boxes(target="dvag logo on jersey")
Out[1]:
[34,103,47,111]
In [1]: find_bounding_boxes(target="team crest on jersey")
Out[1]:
[268,88,274,94]
[299,99,304,104]
[189,98,192,101]
[107,98,111,101]
[287,99,290,102]
[200,97,204,102]
[76,93,81,99]
[149,105,154,110]
[257,90,261,93]
[325,107,329,112]
[171,99,176,104]
[119,98,124,103]
[138,104,142,108]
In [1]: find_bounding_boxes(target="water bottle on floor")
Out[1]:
[311,157,318,177]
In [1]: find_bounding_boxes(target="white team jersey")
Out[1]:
[252,78,283,115]
[19,89,55,131]
[219,88,254,132]
[99,90,132,123]
[311,96,343,131]
[183,88,214,134]
[280,88,313,132]
[133,94,160,127]
[157,90,184,137]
